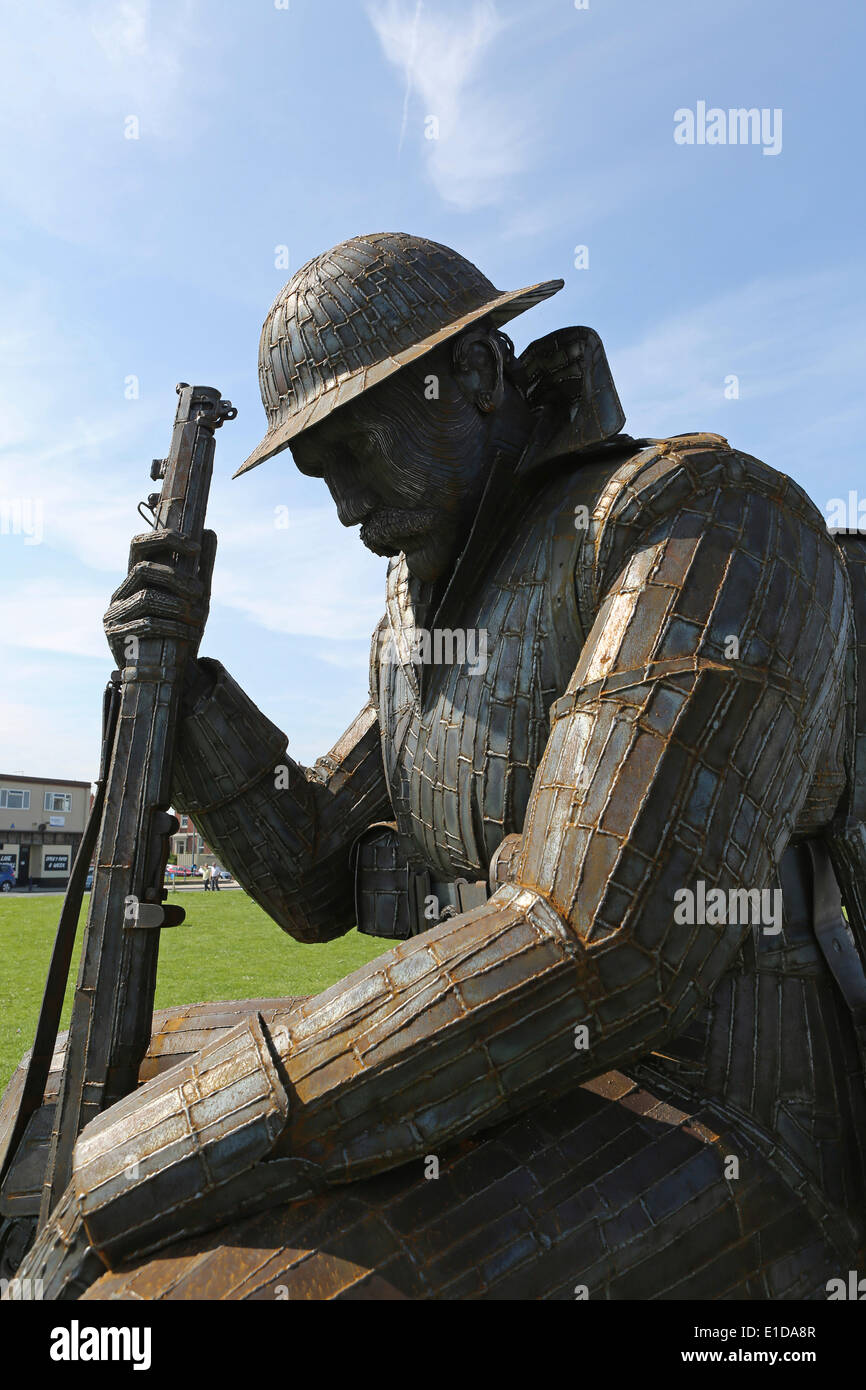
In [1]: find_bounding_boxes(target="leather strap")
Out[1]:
[0,679,120,1191]
[806,837,866,1075]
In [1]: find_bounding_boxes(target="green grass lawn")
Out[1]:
[0,890,388,1092]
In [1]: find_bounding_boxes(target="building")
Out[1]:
[169,811,219,872]
[0,774,90,887]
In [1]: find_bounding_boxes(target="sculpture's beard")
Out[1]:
[352,391,484,572]
[325,371,490,578]
[359,507,441,556]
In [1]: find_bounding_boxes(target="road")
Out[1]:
[1,883,242,898]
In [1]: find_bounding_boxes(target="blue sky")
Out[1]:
[1,0,864,782]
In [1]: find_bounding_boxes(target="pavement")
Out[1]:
[1,882,241,898]
[167,883,240,893]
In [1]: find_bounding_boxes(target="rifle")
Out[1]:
[0,384,236,1226]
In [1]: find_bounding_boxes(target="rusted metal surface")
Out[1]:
[0,999,307,1213]
[36,386,237,1224]
[6,997,860,1300]
[823,530,866,1069]
[77,1054,859,1301]
[236,231,564,475]
[8,234,866,1299]
[0,998,307,1282]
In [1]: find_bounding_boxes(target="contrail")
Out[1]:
[398,0,423,156]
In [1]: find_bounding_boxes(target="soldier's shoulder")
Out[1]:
[592,430,761,501]
[534,432,732,532]
[543,431,822,536]
[532,432,832,615]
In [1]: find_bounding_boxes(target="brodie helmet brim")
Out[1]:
[233,276,563,478]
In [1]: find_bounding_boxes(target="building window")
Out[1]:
[196,837,205,853]
[44,792,72,813]
[0,789,30,810]
[179,815,189,829]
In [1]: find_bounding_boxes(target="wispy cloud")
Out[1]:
[0,287,159,576]
[367,0,527,209]
[396,0,424,156]
[90,0,152,62]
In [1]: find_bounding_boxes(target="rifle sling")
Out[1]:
[0,679,120,1191]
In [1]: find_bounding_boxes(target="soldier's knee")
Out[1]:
[14,1013,322,1297]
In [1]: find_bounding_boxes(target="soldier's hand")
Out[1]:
[103,526,217,669]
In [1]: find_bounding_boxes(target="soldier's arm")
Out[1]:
[172,651,391,943]
[17,441,853,1294]
[100,511,393,944]
[270,440,848,1179]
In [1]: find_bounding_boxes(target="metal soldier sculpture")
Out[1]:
[6,232,866,1300]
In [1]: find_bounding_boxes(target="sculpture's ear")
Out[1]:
[516,327,626,464]
[450,326,507,415]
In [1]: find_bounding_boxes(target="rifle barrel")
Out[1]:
[38,385,235,1222]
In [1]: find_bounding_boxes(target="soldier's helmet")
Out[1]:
[234,232,563,477]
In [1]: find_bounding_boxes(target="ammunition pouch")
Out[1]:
[351,822,489,939]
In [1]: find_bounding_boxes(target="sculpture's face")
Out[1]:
[290,348,494,583]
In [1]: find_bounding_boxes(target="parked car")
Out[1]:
[215,868,232,881]
[0,865,16,893]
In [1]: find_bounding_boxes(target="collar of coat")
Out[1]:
[413,325,634,654]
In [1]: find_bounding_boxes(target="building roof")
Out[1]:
[0,774,92,787]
